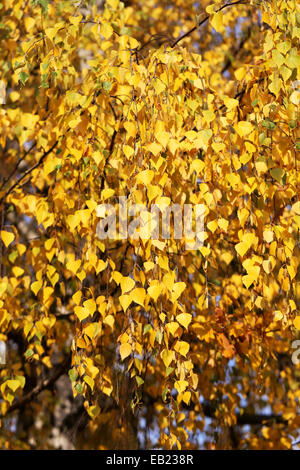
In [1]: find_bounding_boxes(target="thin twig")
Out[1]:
[0,140,58,208]
[171,0,249,48]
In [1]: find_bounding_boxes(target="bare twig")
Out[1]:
[0,140,58,208]
[171,0,249,48]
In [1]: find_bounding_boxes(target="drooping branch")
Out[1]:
[171,0,249,48]
[0,141,37,193]
[0,354,71,419]
[201,402,287,426]
[221,25,251,73]
[0,140,58,208]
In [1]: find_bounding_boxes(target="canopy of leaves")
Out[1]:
[0,0,299,450]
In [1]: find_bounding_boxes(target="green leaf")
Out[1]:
[40,73,49,88]
[25,349,34,359]
[270,167,285,184]
[68,368,78,382]
[166,366,174,377]
[32,0,49,15]
[8,250,19,263]
[19,72,29,85]
[15,375,26,388]
[75,382,83,394]
[135,376,144,387]
[262,119,276,131]
[102,81,112,92]
[162,388,169,402]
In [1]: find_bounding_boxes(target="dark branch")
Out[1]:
[0,141,37,193]
[0,140,58,208]
[201,402,287,426]
[0,354,71,419]
[221,26,251,74]
[171,0,249,48]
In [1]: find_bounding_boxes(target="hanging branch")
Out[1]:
[171,0,249,48]
[0,140,58,208]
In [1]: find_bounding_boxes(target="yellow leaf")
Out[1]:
[45,27,58,42]
[103,314,115,328]
[120,276,135,294]
[123,123,135,141]
[101,22,113,39]
[211,11,224,32]
[176,313,192,330]
[1,231,15,247]
[218,218,228,232]
[119,294,132,311]
[235,121,253,137]
[174,380,188,393]
[235,241,249,257]
[263,230,274,243]
[293,317,300,330]
[106,0,119,8]
[72,290,82,305]
[234,67,246,81]
[148,283,162,302]
[152,240,166,250]
[287,265,296,280]
[123,145,134,158]
[207,220,218,232]
[74,306,90,322]
[84,375,94,390]
[144,261,155,272]
[131,288,146,306]
[292,202,300,215]
[136,169,154,186]
[242,275,256,289]
[120,342,132,360]
[223,97,239,110]
[174,341,190,357]
[83,299,96,316]
[166,322,179,336]
[147,142,162,156]
[273,310,283,321]
[171,282,186,302]
[66,259,81,275]
[193,78,204,89]
[31,280,43,296]
[182,391,191,405]
[24,17,35,32]
[84,322,100,339]
[43,286,54,303]
[101,188,115,200]
[262,259,274,274]
[161,349,175,367]
[6,380,20,392]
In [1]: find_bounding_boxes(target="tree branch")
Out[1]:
[0,354,71,419]
[0,140,58,208]
[0,141,37,193]
[171,0,249,48]
[201,401,287,426]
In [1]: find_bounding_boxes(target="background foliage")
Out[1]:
[0,0,299,449]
